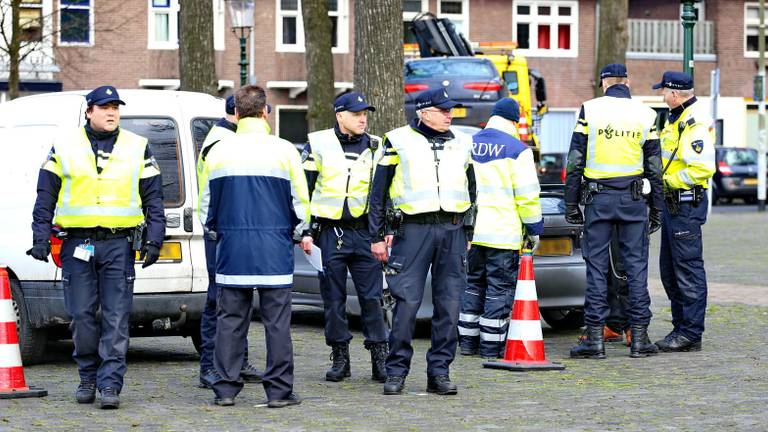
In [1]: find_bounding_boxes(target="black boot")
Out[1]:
[367,342,388,383]
[570,325,606,359]
[325,343,351,382]
[630,325,659,358]
[75,379,96,404]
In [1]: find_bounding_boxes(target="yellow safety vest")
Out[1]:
[53,128,147,228]
[307,128,382,219]
[472,126,542,250]
[385,125,472,215]
[582,96,657,179]
[659,99,716,190]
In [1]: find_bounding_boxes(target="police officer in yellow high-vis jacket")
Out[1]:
[564,64,663,360]
[28,86,165,409]
[651,71,715,353]
[369,89,476,396]
[457,98,543,359]
[299,92,388,383]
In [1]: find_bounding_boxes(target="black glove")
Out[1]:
[565,203,584,225]
[649,208,662,234]
[26,241,51,262]
[140,242,161,268]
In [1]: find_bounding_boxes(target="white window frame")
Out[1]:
[275,0,349,54]
[512,0,578,58]
[213,0,225,51]
[437,0,469,38]
[58,0,94,46]
[744,2,767,58]
[148,0,179,50]
[402,0,428,21]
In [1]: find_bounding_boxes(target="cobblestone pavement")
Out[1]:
[2,209,765,431]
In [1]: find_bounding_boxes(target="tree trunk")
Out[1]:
[179,0,217,95]
[595,0,628,97]
[302,0,336,132]
[8,0,22,100]
[354,0,404,137]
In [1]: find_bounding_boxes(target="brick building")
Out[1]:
[1,0,764,150]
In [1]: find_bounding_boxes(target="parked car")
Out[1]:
[291,125,587,330]
[403,56,507,128]
[538,152,567,185]
[712,146,767,204]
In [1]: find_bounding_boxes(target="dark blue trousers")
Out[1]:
[459,246,519,358]
[385,221,466,377]
[317,226,387,347]
[61,236,135,392]
[199,235,249,373]
[213,287,293,401]
[659,194,708,342]
[606,226,630,332]
[582,190,652,328]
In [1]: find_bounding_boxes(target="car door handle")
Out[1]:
[166,212,181,229]
[183,207,193,232]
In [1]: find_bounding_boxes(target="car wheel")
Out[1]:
[188,320,203,355]
[711,186,720,206]
[540,308,585,331]
[745,196,757,205]
[10,279,48,364]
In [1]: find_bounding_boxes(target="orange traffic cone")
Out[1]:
[0,266,47,399]
[483,253,565,371]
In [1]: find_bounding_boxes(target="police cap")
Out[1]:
[85,85,125,107]
[415,88,464,110]
[334,92,376,113]
[651,71,693,90]
[599,63,628,80]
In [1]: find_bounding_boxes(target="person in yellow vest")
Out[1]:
[28,85,165,409]
[196,95,262,389]
[457,98,543,359]
[651,71,716,352]
[564,64,663,359]
[369,89,476,396]
[299,92,389,383]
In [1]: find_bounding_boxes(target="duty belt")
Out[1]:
[64,227,134,240]
[315,217,368,230]
[402,211,463,225]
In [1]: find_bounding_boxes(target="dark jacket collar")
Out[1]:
[334,123,364,145]
[216,117,237,133]
[669,96,698,123]
[604,84,631,99]
[409,118,454,140]
[85,122,120,142]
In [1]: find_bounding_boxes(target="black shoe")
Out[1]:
[240,362,263,383]
[198,368,221,389]
[267,393,302,408]
[570,325,606,359]
[367,342,388,383]
[214,397,235,406]
[99,387,120,409]
[629,325,659,358]
[75,380,96,404]
[426,375,457,395]
[655,333,702,352]
[325,343,351,382]
[459,346,478,356]
[382,375,406,395]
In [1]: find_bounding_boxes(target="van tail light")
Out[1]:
[463,82,502,91]
[404,84,429,93]
[50,234,63,268]
[560,167,567,183]
[718,161,732,176]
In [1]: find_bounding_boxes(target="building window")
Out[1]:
[513,0,578,58]
[213,0,226,51]
[437,0,469,37]
[147,0,225,50]
[59,0,93,45]
[19,0,43,42]
[276,106,309,145]
[745,3,768,58]
[276,0,349,53]
[402,0,427,44]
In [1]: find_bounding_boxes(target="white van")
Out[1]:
[0,90,226,363]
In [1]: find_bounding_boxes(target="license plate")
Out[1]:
[135,241,182,263]
[535,237,572,256]
[743,178,758,185]
[452,107,467,118]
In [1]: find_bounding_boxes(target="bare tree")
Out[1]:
[354,0,404,137]
[302,0,335,132]
[1,0,43,99]
[594,0,629,97]
[179,0,217,95]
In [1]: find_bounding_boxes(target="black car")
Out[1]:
[712,147,767,204]
[404,57,507,128]
[538,152,567,185]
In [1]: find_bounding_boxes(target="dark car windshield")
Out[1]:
[405,59,496,79]
[723,148,757,166]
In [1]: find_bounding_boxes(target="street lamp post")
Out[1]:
[680,0,698,77]
[227,0,255,87]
